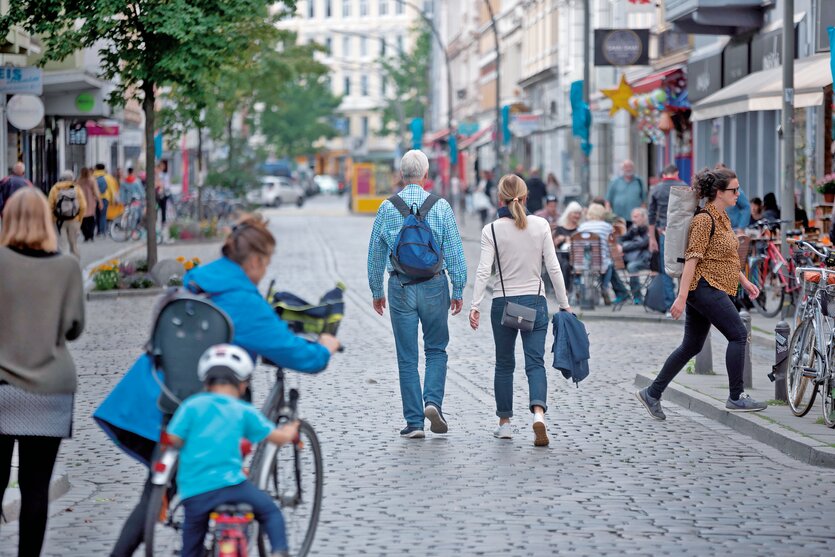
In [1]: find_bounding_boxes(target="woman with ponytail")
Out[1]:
[637,167,767,420]
[469,174,571,446]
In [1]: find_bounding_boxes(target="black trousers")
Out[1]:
[648,279,747,400]
[81,216,96,241]
[0,435,62,557]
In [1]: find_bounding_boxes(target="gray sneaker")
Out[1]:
[635,388,666,420]
[725,393,767,412]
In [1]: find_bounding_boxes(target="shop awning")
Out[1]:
[423,127,452,144]
[630,67,684,95]
[459,126,493,150]
[691,54,833,122]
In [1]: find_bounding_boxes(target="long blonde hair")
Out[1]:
[497,174,528,230]
[0,187,58,252]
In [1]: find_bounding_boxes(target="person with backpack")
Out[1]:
[47,170,87,258]
[636,166,767,420]
[469,174,571,446]
[366,149,467,439]
[93,163,118,237]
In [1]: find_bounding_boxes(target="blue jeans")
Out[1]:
[658,233,676,310]
[388,273,451,428]
[181,480,286,557]
[97,199,109,236]
[490,295,549,418]
[602,264,629,299]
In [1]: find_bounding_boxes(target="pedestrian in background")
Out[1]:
[648,164,682,315]
[763,192,780,221]
[637,166,767,420]
[48,170,86,258]
[534,194,559,232]
[555,201,583,294]
[93,163,118,237]
[749,197,763,225]
[473,170,496,227]
[367,149,467,439]
[619,207,651,304]
[0,162,33,219]
[606,159,645,226]
[546,172,560,199]
[577,203,629,305]
[156,160,171,226]
[469,174,571,446]
[78,167,102,242]
[526,168,548,214]
[0,187,84,557]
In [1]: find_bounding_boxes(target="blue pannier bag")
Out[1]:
[388,193,443,279]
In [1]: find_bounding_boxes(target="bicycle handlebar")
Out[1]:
[787,238,830,259]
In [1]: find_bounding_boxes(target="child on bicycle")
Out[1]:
[166,344,298,557]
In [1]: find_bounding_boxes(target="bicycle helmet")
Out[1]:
[197,344,254,383]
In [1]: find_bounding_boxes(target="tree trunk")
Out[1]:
[197,126,203,221]
[143,82,158,269]
[227,115,234,197]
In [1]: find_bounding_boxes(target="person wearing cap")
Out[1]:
[165,344,299,557]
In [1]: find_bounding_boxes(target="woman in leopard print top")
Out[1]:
[637,166,768,418]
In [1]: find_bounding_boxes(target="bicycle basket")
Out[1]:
[270,284,345,335]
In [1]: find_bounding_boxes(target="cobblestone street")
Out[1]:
[5,196,835,556]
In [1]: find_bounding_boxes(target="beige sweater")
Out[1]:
[0,247,85,393]
[471,215,570,311]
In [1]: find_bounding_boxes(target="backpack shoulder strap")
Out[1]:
[417,194,440,219]
[694,207,716,238]
[387,194,411,218]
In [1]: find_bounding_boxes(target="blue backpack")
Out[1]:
[388,193,444,279]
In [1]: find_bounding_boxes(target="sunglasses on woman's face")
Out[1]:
[723,186,740,195]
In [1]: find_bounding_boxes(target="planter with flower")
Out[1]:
[167,256,202,286]
[817,174,835,203]
[89,258,156,291]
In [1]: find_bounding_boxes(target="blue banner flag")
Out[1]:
[829,28,835,84]
[449,135,458,165]
[409,118,424,150]
[501,105,511,145]
[570,81,593,156]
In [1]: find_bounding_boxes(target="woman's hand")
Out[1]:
[318,333,341,354]
[742,278,760,301]
[670,295,687,320]
[469,309,480,330]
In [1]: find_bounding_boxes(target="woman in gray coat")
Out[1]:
[0,187,85,556]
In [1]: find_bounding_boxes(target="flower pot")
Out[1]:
[824,193,835,203]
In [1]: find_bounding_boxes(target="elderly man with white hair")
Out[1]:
[605,159,645,225]
[47,169,86,258]
[0,161,34,217]
[367,149,467,439]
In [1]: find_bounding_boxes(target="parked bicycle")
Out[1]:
[785,239,835,426]
[144,283,345,557]
[745,219,808,317]
[110,199,144,242]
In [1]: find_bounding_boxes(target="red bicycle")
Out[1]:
[747,220,810,317]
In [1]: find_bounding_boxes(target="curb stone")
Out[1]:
[633,372,835,468]
[86,287,165,301]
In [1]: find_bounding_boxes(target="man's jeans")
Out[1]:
[490,295,549,418]
[97,199,109,236]
[648,279,747,400]
[658,233,676,310]
[388,273,451,428]
[181,481,287,557]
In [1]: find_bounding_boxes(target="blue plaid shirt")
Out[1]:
[367,184,467,300]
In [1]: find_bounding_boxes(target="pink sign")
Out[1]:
[85,120,119,136]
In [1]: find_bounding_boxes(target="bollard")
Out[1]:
[740,309,753,389]
[694,330,713,374]
[769,319,790,402]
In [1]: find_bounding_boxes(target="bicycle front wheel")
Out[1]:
[110,217,130,242]
[754,260,785,317]
[786,320,818,417]
[144,484,184,557]
[253,420,323,557]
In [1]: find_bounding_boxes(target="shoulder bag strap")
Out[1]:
[490,223,507,298]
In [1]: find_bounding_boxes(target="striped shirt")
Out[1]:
[367,184,467,300]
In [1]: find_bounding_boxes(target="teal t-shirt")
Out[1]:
[167,392,275,500]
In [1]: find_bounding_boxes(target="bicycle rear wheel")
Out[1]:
[754,260,785,317]
[786,320,818,417]
[144,484,184,557]
[110,216,130,242]
[253,420,323,557]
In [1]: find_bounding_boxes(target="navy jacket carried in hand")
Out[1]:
[551,311,590,385]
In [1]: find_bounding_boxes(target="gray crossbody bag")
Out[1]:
[491,223,538,332]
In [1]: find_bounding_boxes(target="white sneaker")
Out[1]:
[493,423,512,439]
[532,415,549,447]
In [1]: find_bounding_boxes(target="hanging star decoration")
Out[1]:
[602,75,636,117]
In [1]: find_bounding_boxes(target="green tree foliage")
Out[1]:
[0,0,293,267]
[378,24,431,141]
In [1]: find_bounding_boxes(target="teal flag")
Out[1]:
[829,28,835,84]
[409,118,424,150]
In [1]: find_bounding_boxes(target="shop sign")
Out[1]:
[818,0,835,52]
[458,121,479,136]
[594,29,650,66]
[658,30,690,59]
[75,92,96,113]
[0,66,43,95]
[723,41,750,86]
[751,25,799,72]
[86,120,119,136]
[508,114,541,138]
[6,94,44,130]
[687,54,722,102]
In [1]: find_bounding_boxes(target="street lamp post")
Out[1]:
[582,0,591,200]
[483,0,502,179]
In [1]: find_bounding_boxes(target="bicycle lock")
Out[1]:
[769,318,790,402]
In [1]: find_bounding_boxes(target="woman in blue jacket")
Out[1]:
[100,215,340,557]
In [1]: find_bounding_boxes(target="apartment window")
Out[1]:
[342,35,351,56]
[422,0,432,15]
[380,39,386,57]
[325,37,332,54]
[360,36,367,57]
[325,0,332,17]
[344,76,351,96]
[361,75,369,96]
[395,0,404,14]
[381,76,387,96]
[396,34,403,54]
[342,0,350,17]
[360,0,368,16]
[379,0,388,15]
[362,116,369,138]
[308,0,314,18]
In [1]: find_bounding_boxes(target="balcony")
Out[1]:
[665,0,767,35]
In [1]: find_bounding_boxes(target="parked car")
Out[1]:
[246,176,305,207]
[314,175,341,195]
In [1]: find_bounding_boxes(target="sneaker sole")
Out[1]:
[493,429,512,439]
[400,430,425,439]
[424,405,448,434]
[725,406,767,412]
[532,422,549,447]
[635,390,666,421]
